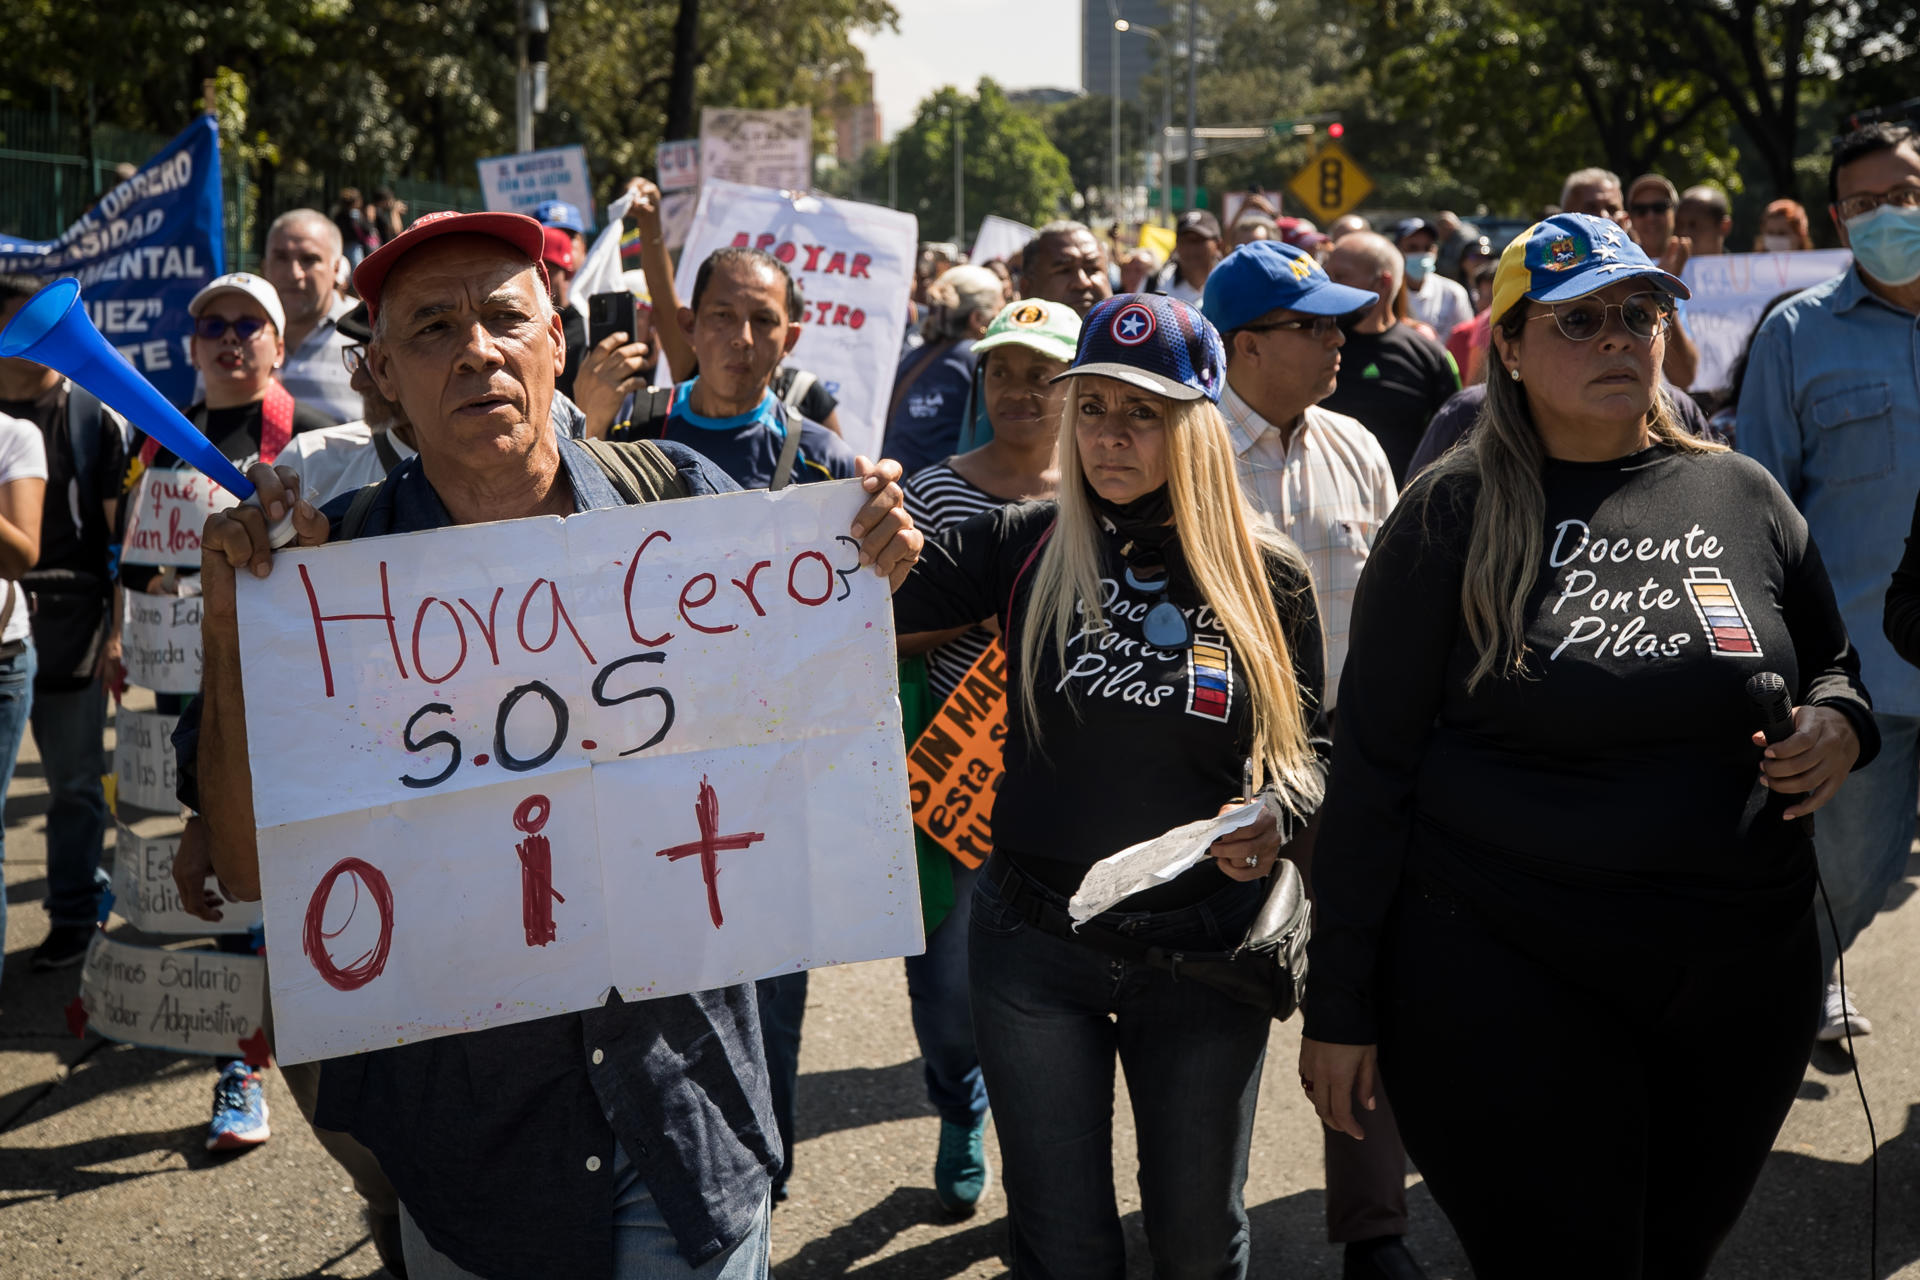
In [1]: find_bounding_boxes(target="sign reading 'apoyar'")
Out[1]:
[121,589,203,693]
[79,933,267,1058]
[237,480,922,1064]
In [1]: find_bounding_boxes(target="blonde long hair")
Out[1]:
[1425,306,1725,691]
[1015,390,1324,813]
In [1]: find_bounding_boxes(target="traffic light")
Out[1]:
[1327,121,1345,139]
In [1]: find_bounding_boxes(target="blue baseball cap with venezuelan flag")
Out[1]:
[1054,293,1227,404]
[1489,212,1689,324]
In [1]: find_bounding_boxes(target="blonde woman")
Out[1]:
[894,293,1326,1279]
[1300,215,1876,1279]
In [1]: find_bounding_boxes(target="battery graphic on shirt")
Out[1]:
[1684,567,1763,657]
[1187,637,1233,722]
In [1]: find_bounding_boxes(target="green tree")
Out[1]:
[872,80,1074,242]
[1027,94,1148,202]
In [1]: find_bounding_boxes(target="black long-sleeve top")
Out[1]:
[1308,445,1878,1045]
[1882,487,1920,669]
[894,499,1329,899]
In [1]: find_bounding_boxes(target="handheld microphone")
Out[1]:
[1745,672,1797,747]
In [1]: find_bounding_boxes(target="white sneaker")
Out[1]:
[1816,979,1872,1042]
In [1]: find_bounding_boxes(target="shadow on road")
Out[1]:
[796,1060,932,1143]
[775,1185,1007,1278]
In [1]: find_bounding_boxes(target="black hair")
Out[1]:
[1829,122,1918,209]
[0,274,44,306]
[690,247,805,323]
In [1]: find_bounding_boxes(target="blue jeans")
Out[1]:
[29,678,109,928]
[0,644,36,949]
[1809,710,1920,981]
[968,862,1270,1280]
[754,971,806,1192]
[398,1141,772,1279]
[905,859,988,1126]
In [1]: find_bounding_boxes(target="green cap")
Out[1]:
[971,298,1081,364]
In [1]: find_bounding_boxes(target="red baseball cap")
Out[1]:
[352,210,550,321]
[541,225,577,274]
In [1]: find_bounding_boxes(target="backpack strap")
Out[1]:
[371,429,403,473]
[769,405,804,492]
[340,481,384,541]
[578,438,690,504]
[780,368,816,411]
[608,385,675,443]
[64,386,106,542]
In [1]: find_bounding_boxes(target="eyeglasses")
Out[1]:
[1628,200,1673,216]
[194,315,271,341]
[1527,292,1674,342]
[1836,185,1920,222]
[1123,554,1193,650]
[341,343,366,375]
[1239,316,1342,339]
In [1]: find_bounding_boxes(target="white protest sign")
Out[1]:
[477,145,597,230]
[121,588,203,693]
[79,933,268,1058]
[970,215,1037,266]
[1681,249,1851,391]
[680,181,917,458]
[115,707,179,813]
[700,108,813,191]
[121,467,239,567]
[657,139,701,192]
[236,480,921,1064]
[109,822,260,935]
[569,189,640,320]
[660,191,698,252]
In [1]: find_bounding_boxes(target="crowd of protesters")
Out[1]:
[0,117,1917,1280]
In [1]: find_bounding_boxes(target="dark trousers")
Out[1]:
[1376,876,1821,1280]
[755,970,808,1192]
[29,678,110,928]
[968,862,1270,1280]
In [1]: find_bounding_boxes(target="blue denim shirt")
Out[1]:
[1737,266,1920,715]
[305,434,783,1280]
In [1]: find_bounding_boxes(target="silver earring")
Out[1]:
[1509,368,1521,381]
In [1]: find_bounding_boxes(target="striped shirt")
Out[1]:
[902,462,1006,698]
[1220,384,1397,701]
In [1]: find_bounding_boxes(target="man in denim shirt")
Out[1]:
[188,211,923,1280]
[1737,122,1920,1043]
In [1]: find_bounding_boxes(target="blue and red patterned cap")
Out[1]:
[1489,212,1690,324]
[1052,293,1227,403]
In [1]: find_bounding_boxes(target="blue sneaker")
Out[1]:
[933,1114,990,1216]
[206,1061,271,1151]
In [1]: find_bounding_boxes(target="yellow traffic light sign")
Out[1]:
[1287,141,1374,222]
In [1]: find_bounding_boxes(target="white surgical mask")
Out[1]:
[1846,204,1920,287]
[1761,234,1796,253]
[1404,252,1437,283]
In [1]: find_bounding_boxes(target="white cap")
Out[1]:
[188,272,286,335]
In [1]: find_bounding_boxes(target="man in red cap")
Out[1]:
[189,210,922,1280]
[542,224,588,402]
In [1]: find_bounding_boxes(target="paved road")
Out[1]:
[4,720,1916,1279]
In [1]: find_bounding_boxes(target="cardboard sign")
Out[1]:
[477,144,597,231]
[109,821,260,935]
[679,181,917,458]
[236,480,921,1064]
[1679,249,1852,391]
[657,139,702,192]
[78,933,267,1057]
[120,466,239,567]
[969,215,1036,266]
[700,108,813,192]
[115,707,179,814]
[906,641,1007,869]
[121,588,203,693]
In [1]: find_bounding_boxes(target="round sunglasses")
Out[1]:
[1527,292,1674,342]
[193,314,274,342]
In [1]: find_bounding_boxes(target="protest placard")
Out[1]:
[699,108,813,191]
[657,139,701,192]
[236,479,922,1064]
[115,707,179,814]
[78,933,267,1058]
[477,145,597,230]
[905,641,1006,869]
[1681,249,1852,391]
[109,821,260,935]
[0,117,224,408]
[120,466,240,568]
[679,181,917,458]
[969,215,1037,266]
[121,588,203,693]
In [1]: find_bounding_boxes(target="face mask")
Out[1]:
[1404,252,1437,283]
[1761,234,1796,252]
[1846,204,1920,287]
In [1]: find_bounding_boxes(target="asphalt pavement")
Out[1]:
[3,722,1917,1279]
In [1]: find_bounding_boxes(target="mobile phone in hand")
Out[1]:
[588,291,637,349]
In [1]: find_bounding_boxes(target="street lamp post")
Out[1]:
[1107,2,1121,226]
[1184,0,1197,214]
[1114,19,1171,225]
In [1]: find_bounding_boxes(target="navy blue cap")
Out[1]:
[1490,212,1690,323]
[1392,217,1436,244]
[1054,293,1227,403]
[1202,240,1379,334]
[534,200,585,234]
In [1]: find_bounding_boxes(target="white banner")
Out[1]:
[970,215,1037,266]
[121,466,239,567]
[115,707,179,814]
[109,822,260,935]
[236,481,921,1064]
[679,181,917,458]
[477,144,597,230]
[699,108,813,192]
[121,588,203,694]
[1681,249,1852,391]
[79,933,268,1059]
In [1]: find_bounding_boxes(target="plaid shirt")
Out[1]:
[1221,384,1397,700]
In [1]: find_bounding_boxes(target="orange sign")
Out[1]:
[906,641,1008,867]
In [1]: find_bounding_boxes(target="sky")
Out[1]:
[851,0,1084,140]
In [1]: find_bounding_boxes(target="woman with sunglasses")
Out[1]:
[894,293,1327,1279]
[1300,214,1876,1279]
